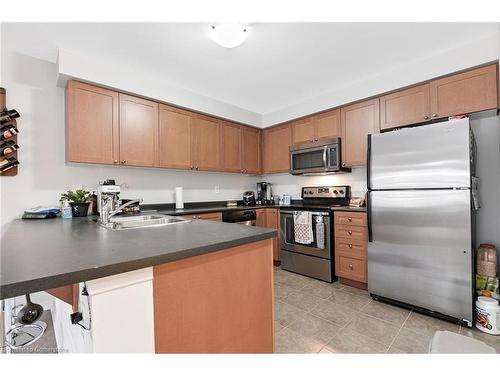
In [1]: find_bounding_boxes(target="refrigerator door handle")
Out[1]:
[367,134,372,190]
[367,190,373,242]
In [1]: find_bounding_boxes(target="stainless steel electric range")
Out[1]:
[280,185,351,282]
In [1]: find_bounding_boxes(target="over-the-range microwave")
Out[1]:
[289,138,351,175]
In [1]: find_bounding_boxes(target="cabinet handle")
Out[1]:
[244,169,247,173]
[424,116,429,120]
[190,165,194,170]
[342,162,346,167]
[347,217,352,222]
[113,160,118,164]
[121,160,126,164]
[348,244,353,249]
[349,264,353,270]
[315,138,318,142]
[348,230,352,235]
[195,166,199,170]
[432,113,438,118]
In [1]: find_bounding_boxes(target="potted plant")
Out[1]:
[60,189,92,217]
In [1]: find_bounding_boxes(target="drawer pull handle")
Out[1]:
[349,264,353,270]
[347,217,352,221]
[348,244,353,249]
[348,230,352,235]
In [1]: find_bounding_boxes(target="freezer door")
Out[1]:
[368,189,473,323]
[369,119,471,189]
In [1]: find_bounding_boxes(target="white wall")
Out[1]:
[0,45,257,230]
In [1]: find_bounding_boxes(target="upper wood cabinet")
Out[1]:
[314,109,340,140]
[119,94,159,167]
[430,64,498,119]
[380,84,430,130]
[241,127,261,174]
[341,98,380,167]
[66,81,119,165]
[291,117,315,144]
[291,109,340,145]
[158,104,193,169]
[220,121,243,173]
[263,123,292,174]
[193,115,221,171]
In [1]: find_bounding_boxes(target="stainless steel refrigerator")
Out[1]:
[367,118,477,326]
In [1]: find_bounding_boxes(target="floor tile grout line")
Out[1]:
[386,310,412,353]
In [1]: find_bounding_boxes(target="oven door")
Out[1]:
[280,211,331,259]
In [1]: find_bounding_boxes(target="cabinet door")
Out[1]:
[241,127,261,174]
[66,81,119,164]
[314,109,340,140]
[341,98,380,167]
[255,209,266,227]
[265,209,280,261]
[430,64,498,119]
[119,94,159,167]
[262,124,292,174]
[291,117,315,145]
[220,121,242,173]
[158,105,193,169]
[380,84,430,130]
[193,115,221,171]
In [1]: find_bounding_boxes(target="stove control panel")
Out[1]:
[301,186,350,199]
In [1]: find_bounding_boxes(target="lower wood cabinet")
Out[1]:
[334,211,368,288]
[255,208,280,261]
[180,212,222,221]
[153,240,274,353]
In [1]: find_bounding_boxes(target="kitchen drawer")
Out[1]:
[335,238,367,260]
[336,255,366,283]
[334,211,367,227]
[180,212,222,222]
[335,224,368,241]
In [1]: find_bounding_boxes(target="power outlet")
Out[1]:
[214,185,220,194]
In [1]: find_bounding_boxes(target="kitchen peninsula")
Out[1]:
[0,216,277,353]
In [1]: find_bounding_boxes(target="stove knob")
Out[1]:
[309,190,313,195]
[339,190,344,195]
[333,190,338,195]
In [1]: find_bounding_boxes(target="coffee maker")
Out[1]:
[256,182,272,205]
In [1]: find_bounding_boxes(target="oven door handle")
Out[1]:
[281,210,329,216]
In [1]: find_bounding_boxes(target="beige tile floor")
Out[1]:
[273,267,500,354]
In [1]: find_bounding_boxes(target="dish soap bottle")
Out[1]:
[61,200,72,219]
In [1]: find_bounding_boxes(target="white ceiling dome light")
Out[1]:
[210,23,248,48]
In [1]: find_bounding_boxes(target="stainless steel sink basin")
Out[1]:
[101,214,191,230]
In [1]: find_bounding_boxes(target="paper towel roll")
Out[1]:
[175,187,184,209]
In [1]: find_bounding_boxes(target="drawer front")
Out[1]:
[334,211,367,227]
[180,212,222,221]
[336,255,366,282]
[335,238,367,259]
[335,224,368,241]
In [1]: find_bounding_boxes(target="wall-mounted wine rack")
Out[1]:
[0,88,20,176]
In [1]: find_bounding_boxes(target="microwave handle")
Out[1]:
[323,146,328,168]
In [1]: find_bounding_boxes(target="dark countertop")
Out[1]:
[142,201,366,216]
[0,216,276,300]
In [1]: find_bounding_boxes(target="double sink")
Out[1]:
[101,214,191,230]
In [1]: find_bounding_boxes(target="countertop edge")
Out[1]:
[0,230,276,300]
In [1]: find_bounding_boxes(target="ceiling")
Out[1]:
[2,22,499,115]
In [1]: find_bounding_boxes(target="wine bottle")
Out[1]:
[0,156,19,173]
[0,124,19,141]
[0,109,20,123]
[0,140,19,156]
